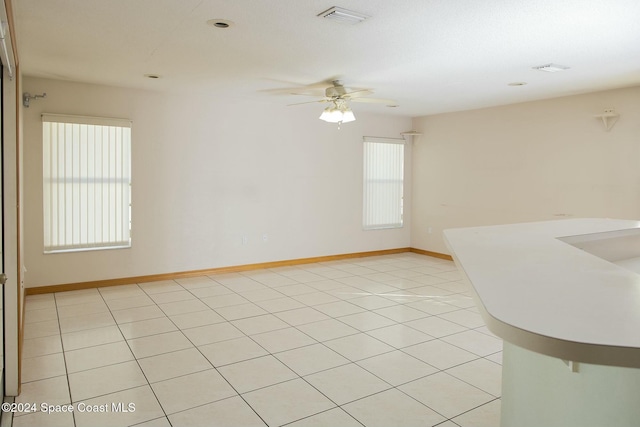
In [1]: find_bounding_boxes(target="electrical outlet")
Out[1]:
[428,227,432,234]
[241,235,248,245]
[262,234,268,242]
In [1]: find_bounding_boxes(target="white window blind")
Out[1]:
[363,137,404,230]
[42,114,132,253]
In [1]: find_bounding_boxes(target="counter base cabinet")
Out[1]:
[502,342,640,427]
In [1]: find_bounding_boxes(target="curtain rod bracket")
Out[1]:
[23,92,47,108]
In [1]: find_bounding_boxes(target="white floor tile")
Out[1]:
[168,395,266,427]
[23,319,60,340]
[127,331,193,358]
[274,307,330,326]
[446,358,502,397]
[218,355,297,393]
[357,350,437,386]
[255,296,305,313]
[61,325,123,351]
[304,363,391,405]
[336,311,397,332]
[243,378,335,426]
[22,353,67,383]
[399,372,494,419]
[149,290,195,304]
[347,295,398,310]
[297,319,359,342]
[58,312,115,333]
[373,305,429,322]
[238,288,285,302]
[98,284,146,300]
[105,295,156,311]
[24,308,58,324]
[200,293,248,309]
[139,280,184,294]
[22,335,63,358]
[452,398,502,427]
[182,321,244,345]
[199,336,269,367]
[19,254,504,427]
[275,343,350,376]
[251,327,316,353]
[15,375,71,409]
[285,408,362,427]
[440,329,503,356]
[151,369,236,415]
[138,348,213,383]
[111,305,166,324]
[65,341,134,373]
[73,385,164,427]
[214,302,268,320]
[12,410,74,427]
[404,316,468,338]
[343,388,446,427]
[439,308,486,328]
[118,317,178,340]
[366,324,433,348]
[169,309,225,329]
[69,360,147,401]
[314,301,365,317]
[232,314,289,335]
[324,333,395,361]
[157,298,209,316]
[404,339,478,370]
[56,301,109,319]
[293,291,341,306]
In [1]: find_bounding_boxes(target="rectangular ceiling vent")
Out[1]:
[318,7,369,24]
[532,63,570,73]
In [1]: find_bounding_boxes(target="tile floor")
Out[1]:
[16,253,502,427]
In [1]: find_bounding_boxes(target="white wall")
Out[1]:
[412,86,640,254]
[23,77,412,287]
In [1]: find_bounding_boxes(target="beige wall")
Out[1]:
[23,77,412,287]
[411,86,640,254]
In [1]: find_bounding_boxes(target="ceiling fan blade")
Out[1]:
[351,97,397,105]
[287,99,330,106]
[342,89,374,99]
[289,90,328,97]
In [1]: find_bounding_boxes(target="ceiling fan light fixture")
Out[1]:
[318,7,369,24]
[319,103,356,124]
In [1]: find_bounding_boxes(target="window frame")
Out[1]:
[42,113,132,253]
[362,136,405,230]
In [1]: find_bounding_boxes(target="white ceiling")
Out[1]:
[13,0,640,117]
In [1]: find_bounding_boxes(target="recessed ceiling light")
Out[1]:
[144,74,161,79]
[532,63,570,73]
[318,7,369,24]
[508,82,527,86]
[207,19,234,29]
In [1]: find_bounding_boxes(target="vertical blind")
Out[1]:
[363,137,404,229]
[42,114,132,252]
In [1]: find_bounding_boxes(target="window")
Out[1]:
[42,114,132,253]
[362,137,405,230]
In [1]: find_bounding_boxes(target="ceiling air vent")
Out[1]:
[532,63,570,73]
[318,7,369,24]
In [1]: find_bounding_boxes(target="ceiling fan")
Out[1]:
[288,80,397,127]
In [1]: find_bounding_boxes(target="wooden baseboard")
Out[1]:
[409,247,453,261]
[25,247,453,295]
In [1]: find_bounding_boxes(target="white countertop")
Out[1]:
[443,218,640,368]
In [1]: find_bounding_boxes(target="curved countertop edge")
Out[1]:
[464,275,640,368]
[444,218,640,369]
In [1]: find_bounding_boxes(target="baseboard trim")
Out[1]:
[26,247,452,295]
[409,247,453,261]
